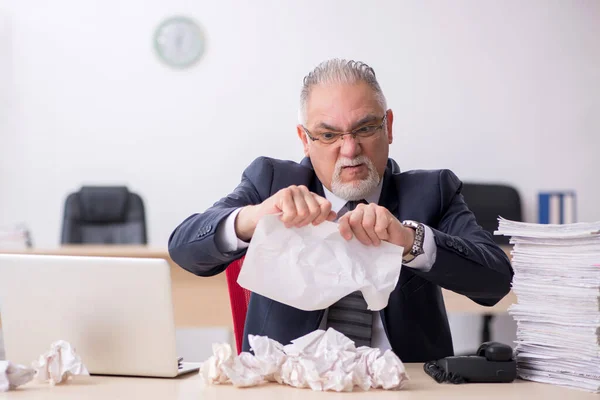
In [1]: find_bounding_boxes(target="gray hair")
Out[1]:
[298,59,387,125]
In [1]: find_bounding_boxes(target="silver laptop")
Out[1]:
[0,254,200,377]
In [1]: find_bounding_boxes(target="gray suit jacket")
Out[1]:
[168,157,513,362]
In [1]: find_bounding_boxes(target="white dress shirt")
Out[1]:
[215,181,437,352]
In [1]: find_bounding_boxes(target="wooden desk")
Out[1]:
[0,363,595,399]
[0,245,516,330]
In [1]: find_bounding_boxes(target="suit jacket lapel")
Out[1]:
[377,160,403,336]
[301,157,325,197]
[310,176,325,198]
[378,161,400,218]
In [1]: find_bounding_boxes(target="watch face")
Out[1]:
[402,220,419,230]
[154,16,204,68]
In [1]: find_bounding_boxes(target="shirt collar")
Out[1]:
[321,178,384,214]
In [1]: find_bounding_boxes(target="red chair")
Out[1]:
[225,256,251,354]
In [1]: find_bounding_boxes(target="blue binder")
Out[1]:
[538,191,577,224]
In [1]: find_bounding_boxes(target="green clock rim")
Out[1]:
[153,16,205,69]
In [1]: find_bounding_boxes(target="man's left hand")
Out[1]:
[338,203,414,255]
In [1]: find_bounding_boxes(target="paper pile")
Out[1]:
[201,328,409,392]
[496,218,600,392]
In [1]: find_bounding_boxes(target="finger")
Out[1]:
[338,214,353,240]
[290,187,311,227]
[362,204,381,246]
[312,195,333,225]
[311,192,329,204]
[278,188,297,227]
[374,207,391,241]
[326,210,337,221]
[299,190,321,227]
[348,207,372,245]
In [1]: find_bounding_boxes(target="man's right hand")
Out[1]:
[234,185,336,242]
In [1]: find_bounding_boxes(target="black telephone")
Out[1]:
[424,342,517,384]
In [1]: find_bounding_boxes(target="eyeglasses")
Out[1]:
[302,114,387,145]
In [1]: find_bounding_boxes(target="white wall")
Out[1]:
[1,0,599,352]
[1,0,599,247]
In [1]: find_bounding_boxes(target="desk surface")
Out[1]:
[0,363,595,399]
[0,245,171,259]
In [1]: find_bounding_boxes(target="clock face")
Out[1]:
[154,17,204,68]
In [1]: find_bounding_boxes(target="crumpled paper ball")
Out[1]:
[32,340,89,385]
[201,335,286,387]
[200,328,409,392]
[0,361,35,392]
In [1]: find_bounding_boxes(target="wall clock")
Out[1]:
[154,16,204,69]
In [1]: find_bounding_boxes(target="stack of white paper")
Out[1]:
[496,218,600,393]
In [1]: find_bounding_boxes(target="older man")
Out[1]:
[168,59,512,362]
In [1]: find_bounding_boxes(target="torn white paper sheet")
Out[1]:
[200,328,409,392]
[0,361,35,392]
[237,215,404,311]
[32,340,89,385]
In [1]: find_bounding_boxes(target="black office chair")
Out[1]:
[460,183,522,345]
[461,183,522,246]
[61,186,147,244]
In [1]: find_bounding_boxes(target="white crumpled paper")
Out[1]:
[200,328,409,392]
[32,340,89,385]
[0,361,35,392]
[237,215,404,311]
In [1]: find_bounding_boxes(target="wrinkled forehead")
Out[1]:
[305,82,385,130]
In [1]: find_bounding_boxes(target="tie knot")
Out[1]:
[346,199,368,212]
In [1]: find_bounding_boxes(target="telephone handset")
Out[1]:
[424,342,517,383]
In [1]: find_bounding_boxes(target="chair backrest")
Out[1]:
[61,186,147,244]
[224,256,251,354]
[461,183,523,245]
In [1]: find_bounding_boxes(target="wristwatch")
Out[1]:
[401,220,425,263]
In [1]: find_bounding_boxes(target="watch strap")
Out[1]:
[402,220,425,263]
